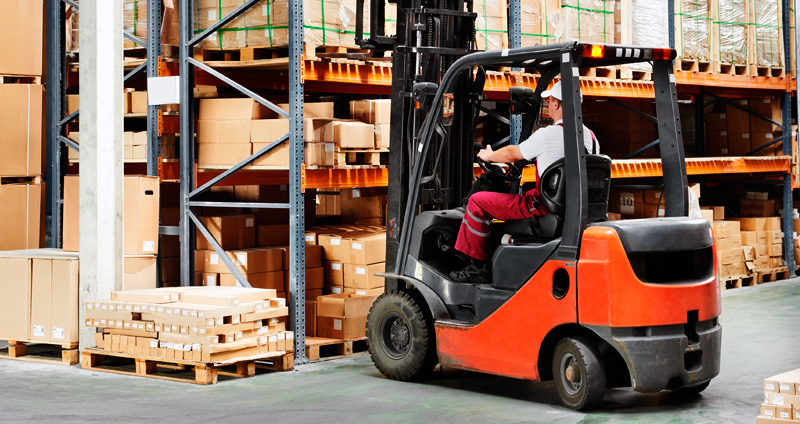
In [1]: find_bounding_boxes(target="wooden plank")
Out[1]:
[0,340,79,365]
[304,337,368,362]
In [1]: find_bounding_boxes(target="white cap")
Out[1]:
[541,81,582,103]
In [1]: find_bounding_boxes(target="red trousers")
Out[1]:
[455,189,547,261]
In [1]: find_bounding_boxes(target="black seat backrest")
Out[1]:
[539,154,612,222]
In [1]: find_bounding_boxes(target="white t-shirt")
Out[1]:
[518,120,599,177]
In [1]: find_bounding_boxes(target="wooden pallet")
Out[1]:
[305,336,368,362]
[715,61,749,76]
[579,66,615,80]
[0,175,43,185]
[81,347,292,385]
[754,267,790,284]
[754,66,786,78]
[0,340,79,366]
[676,58,712,73]
[0,74,42,84]
[720,274,756,290]
[334,149,389,167]
[617,65,652,81]
[195,44,370,62]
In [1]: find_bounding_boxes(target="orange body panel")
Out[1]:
[577,226,721,327]
[435,260,578,381]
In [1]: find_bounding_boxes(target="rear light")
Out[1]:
[651,48,676,61]
[580,44,606,58]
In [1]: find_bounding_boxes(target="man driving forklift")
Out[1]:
[450,81,600,283]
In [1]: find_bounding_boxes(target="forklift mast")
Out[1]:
[356,0,480,277]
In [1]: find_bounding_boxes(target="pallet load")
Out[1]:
[474,0,509,50]
[733,216,787,283]
[750,0,784,76]
[713,0,749,74]
[757,368,800,423]
[713,220,747,282]
[616,0,669,75]
[674,0,712,71]
[0,249,80,365]
[67,0,181,51]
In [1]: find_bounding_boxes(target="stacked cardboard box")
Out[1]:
[62,175,160,289]
[85,287,293,362]
[583,101,656,158]
[733,217,782,271]
[713,221,747,278]
[0,249,79,343]
[751,0,783,69]
[350,99,391,149]
[757,368,800,423]
[1,1,44,77]
[314,293,379,339]
[742,192,778,217]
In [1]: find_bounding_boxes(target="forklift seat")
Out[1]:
[500,154,612,240]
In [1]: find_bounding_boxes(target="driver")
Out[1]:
[450,81,599,283]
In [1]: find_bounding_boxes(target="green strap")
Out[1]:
[266,0,273,47]
[482,0,488,50]
[133,0,138,38]
[321,0,326,44]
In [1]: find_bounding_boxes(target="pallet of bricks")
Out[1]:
[195,98,390,169]
[0,2,46,254]
[757,368,800,423]
[83,286,294,385]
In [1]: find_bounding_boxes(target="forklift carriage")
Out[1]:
[366,42,722,410]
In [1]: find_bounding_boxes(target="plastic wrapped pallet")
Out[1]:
[626,0,669,70]
[194,0,353,50]
[520,0,559,47]
[339,0,368,47]
[475,0,508,50]
[68,0,153,51]
[550,0,614,44]
[713,0,748,65]
[751,0,783,68]
[675,0,712,62]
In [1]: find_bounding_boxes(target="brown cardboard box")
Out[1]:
[750,98,782,133]
[325,260,344,285]
[342,233,386,265]
[179,286,276,306]
[305,301,317,337]
[161,256,180,282]
[712,221,741,238]
[726,102,750,134]
[374,124,390,149]
[305,245,323,269]
[315,293,379,339]
[700,209,714,222]
[305,267,325,291]
[776,406,793,420]
[199,98,275,120]
[130,91,148,114]
[195,215,255,251]
[771,257,783,268]
[333,121,375,149]
[305,142,335,166]
[340,189,384,220]
[0,84,44,176]
[705,113,727,132]
[258,224,290,246]
[223,248,283,274]
[741,231,759,246]
[761,404,777,419]
[220,271,284,291]
[251,119,290,143]
[350,99,391,124]
[63,176,159,255]
[343,263,385,289]
[50,257,80,343]
[741,199,777,217]
[735,218,768,232]
[765,217,781,230]
[727,132,751,156]
[123,256,157,290]
[743,245,756,261]
[30,259,51,342]
[278,102,334,119]
[197,120,252,144]
[252,141,288,166]
[318,234,345,261]
[768,230,782,244]
[198,143,252,167]
[0,1,43,76]
[0,183,44,250]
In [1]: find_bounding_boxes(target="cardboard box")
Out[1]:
[315,293,379,339]
[278,102,334,119]
[197,120,252,144]
[325,260,344,286]
[306,267,325,291]
[199,98,275,120]
[220,271,284,291]
[195,215,256,251]
[222,248,283,274]
[350,99,391,124]
[50,257,80,343]
[741,231,759,246]
[30,259,52,342]
[130,91,148,114]
[776,406,793,420]
[765,217,782,230]
[726,103,750,134]
[761,404,777,418]
[751,98,782,133]
[342,233,386,265]
[179,286,276,306]
[0,85,44,176]
[305,301,317,337]
[713,221,741,238]
[727,132,751,156]
[374,124,390,149]
[735,218,768,232]
[62,176,159,255]
[252,140,288,166]
[305,142,335,166]
[119,255,157,290]
[0,1,43,76]
[198,143,252,167]
[700,209,714,222]
[741,199,777,217]
[768,230,782,244]
[333,121,375,148]
[251,119,290,143]
[0,183,44,251]
[343,263,385,290]
[617,191,644,217]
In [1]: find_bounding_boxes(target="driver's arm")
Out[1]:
[477,144,525,163]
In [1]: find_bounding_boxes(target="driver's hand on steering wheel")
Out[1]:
[477,145,493,162]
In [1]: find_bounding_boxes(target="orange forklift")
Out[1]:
[365,42,722,410]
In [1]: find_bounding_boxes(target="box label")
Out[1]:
[305,235,315,242]
[210,254,219,265]
[246,218,254,227]
[33,325,44,337]
[331,287,342,294]
[352,189,361,198]
[356,267,366,275]
[352,243,363,250]
[142,241,155,252]
[150,340,158,348]
[331,263,341,271]
[620,193,635,215]
[356,290,366,295]
[207,276,216,286]
[236,254,247,266]
[52,327,64,340]
[333,319,342,331]
[331,239,341,246]
[780,412,790,418]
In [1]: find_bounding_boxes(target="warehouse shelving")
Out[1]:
[45,0,798,367]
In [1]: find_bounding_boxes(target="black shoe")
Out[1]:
[449,263,491,283]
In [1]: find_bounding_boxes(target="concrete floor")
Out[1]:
[1,279,799,424]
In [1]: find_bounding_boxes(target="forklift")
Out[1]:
[354,2,721,411]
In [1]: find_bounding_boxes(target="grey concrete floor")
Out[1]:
[1,278,799,423]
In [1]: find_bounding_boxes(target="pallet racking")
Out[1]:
[44,0,798,367]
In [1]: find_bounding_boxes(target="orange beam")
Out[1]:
[675,70,795,93]
[612,156,791,178]
[302,167,389,189]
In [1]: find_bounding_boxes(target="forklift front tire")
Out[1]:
[367,290,438,381]
[552,337,606,410]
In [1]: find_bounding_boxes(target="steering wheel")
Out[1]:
[477,157,524,183]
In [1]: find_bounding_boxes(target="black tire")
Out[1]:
[366,290,438,381]
[552,337,606,410]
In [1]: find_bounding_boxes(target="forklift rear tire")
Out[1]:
[367,290,438,381]
[552,337,606,410]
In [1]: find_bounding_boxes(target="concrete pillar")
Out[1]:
[78,0,124,349]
